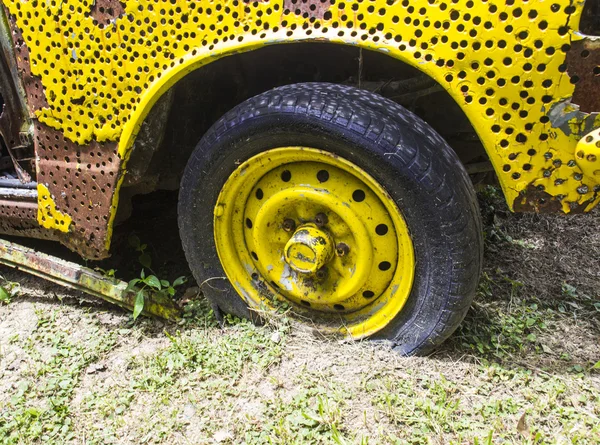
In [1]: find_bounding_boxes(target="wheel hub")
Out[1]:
[284,223,335,275]
[213,147,415,338]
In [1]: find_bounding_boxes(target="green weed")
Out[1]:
[0,276,20,304]
[126,269,186,319]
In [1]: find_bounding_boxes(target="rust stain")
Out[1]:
[90,0,126,27]
[4,11,49,115]
[566,39,600,114]
[0,62,23,150]
[513,184,596,214]
[513,185,563,213]
[283,0,331,20]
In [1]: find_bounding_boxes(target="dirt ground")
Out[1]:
[0,188,599,444]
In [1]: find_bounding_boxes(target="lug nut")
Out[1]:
[282,218,296,232]
[316,267,327,280]
[336,243,350,256]
[315,212,328,227]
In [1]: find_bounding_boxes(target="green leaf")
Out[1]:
[592,360,600,370]
[525,317,536,327]
[145,275,161,290]
[526,333,537,342]
[133,290,145,320]
[140,268,145,279]
[139,252,152,269]
[0,286,10,303]
[25,407,41,417]
[128,234,141,249]
[562,282,577,297]
[173,276,187,287]
[160,280,169,287]
[125,278,140,293]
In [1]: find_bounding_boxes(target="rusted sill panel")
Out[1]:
[0,238,181,321]
[0,200,52,240]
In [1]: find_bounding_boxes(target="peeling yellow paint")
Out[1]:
[37,184,72,232]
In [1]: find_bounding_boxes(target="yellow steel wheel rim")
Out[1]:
[214,148,415,338]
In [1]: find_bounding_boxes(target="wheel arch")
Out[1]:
[118,39,487,164]
[111,39,492,240]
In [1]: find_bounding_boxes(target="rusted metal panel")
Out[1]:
[90,0,126,26]
[283,0,332,20]
[0,55,23,149]
[0,7,28,120]
[566,39,600,114]
[4,11,48,116]
[1,7,122,259]
[34,123,121,259]
[0,237,181,321]
[0,200,56,240]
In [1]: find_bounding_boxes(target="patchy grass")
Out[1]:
[1,188,599,444]
[0,306,118,444]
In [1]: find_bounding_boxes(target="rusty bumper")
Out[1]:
[0,238,181,321]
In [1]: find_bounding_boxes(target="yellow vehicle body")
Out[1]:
[0,0,599,259]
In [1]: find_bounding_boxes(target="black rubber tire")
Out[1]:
[178,83,483,356]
